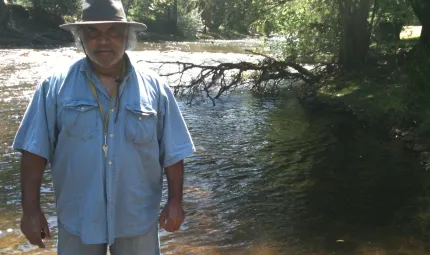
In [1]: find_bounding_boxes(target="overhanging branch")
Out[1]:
[138,52,322,106]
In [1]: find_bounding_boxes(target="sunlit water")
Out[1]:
[1,40,430,255]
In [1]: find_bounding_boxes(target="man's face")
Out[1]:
[80,23,128,68]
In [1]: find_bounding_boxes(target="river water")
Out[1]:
[1,40,430,255]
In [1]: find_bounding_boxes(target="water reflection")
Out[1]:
[214,96,429,254]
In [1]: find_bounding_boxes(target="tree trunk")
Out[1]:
[172,0,178,37]
[338,0,372,71]
[420,25,430,47]
[409,0,430,50]
[394,22,403,41]
[0,0,10,34]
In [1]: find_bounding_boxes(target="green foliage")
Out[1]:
[402,49,430,134]
[31,0,81,17]
[128,0,169,22]
[127,0,203,39]
[254,0,341,62]
[7,0,426,63]
[5,0,81,25]
[371,0,416,42]
[222,0,256,34]
[126,1,180,36]
[196,0,225,32]
[374,0,416,25]
[177,5,202,39]
[188,0,258,34]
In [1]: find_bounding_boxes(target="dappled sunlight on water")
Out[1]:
[134,39,265,53]
[1,40,430,254]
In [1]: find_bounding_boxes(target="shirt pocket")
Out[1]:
[62,100,99,140]
[125,104,157,144]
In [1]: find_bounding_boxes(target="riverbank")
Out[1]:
[303,73,428,152]
[299,35,430,153]
[293,38,430,252]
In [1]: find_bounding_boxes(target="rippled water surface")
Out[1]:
[1,40,430,255]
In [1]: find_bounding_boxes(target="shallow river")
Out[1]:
[1,40,430,255]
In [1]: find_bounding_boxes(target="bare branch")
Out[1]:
[138,53,321,105]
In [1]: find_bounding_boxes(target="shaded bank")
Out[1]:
[0,3,74,46]
[298,62,429,156]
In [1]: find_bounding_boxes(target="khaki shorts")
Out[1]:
[57,223,160,255]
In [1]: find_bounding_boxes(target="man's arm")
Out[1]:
[21,151,47,211]
[165,160,184,203]
[159,160,185,232]
[12,78,56,248]
[19,151,51,248]
[157,81,195,232]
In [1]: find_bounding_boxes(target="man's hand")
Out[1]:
[20,209,51,248]
[159,200,184,232]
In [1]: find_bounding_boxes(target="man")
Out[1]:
[12,0,195,254]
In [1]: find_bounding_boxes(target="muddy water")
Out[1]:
[1,41,430,255]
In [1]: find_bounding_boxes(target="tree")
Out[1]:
[338,0,372,70]
[251,0,341,63]
[197,0,226,32]
[189,0,259,34]
[0,0,9,33]
[172,0,178,36]
[29,0,81,17]
[371,0,416,42]
[408,0,430,50]
[125,0,134,16]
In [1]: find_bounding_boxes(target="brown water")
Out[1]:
[1,41,430,255]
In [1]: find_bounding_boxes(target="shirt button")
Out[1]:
[81,107,85,110]
[110,133,114,137]
[111,108,115,112]
[139,117,142,120]
[109,161,112,165]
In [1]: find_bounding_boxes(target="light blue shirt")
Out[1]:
[12,54,195,245]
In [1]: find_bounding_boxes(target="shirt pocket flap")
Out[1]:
[63,100,98,112]
[124,104,157,144]
[125,104,157,117]
[61,100,99,140]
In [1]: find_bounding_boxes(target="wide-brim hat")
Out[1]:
[59,0,147,32]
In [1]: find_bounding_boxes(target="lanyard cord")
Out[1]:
[86,58,127,123]
[89,81,117,134]
[80,36,127,123]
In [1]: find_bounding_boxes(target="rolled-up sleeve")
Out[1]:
[12,78,57,162]
[158,82,195,168]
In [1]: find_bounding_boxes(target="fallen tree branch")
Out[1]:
[138,52,322,106]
